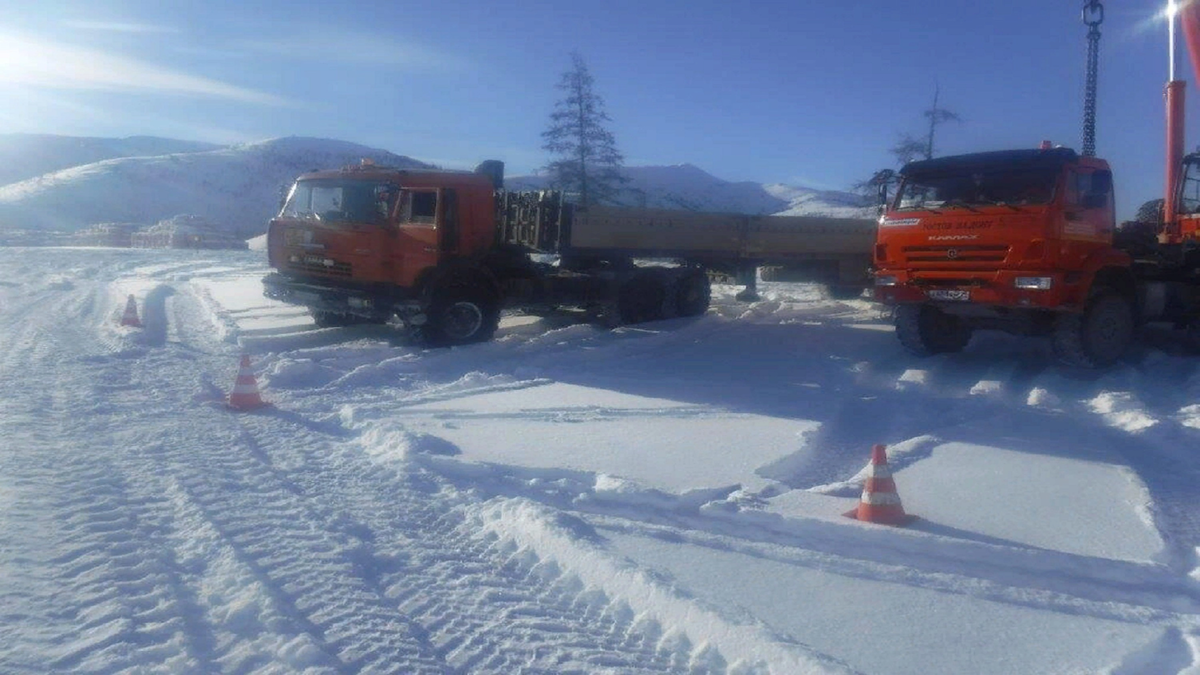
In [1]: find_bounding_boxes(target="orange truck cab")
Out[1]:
[874,146,1200,367]
[263,161,515,344]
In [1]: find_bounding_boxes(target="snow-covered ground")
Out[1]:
[2,246,1199,674]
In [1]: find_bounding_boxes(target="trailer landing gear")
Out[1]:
[735,264,759,302]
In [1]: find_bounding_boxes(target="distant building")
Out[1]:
[72,223,139,248]
[131,215,249,250]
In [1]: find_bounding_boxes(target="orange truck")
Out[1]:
[263,160,876,345]
[872,5,1200,368]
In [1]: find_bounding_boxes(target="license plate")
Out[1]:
[927,289,970,301]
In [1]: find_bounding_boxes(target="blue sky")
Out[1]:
[0,0,1184,219]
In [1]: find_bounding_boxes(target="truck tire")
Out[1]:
[894,304,972,356]
[675,270,711,317]
[1051,291,1135,368]
[618,273,668,324]
[421,287,500,347]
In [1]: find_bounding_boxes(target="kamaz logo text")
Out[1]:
[928,235,979,241]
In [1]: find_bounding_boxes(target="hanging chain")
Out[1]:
[1082,0,1104,156]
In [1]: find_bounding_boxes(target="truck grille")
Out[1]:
[287,257,352,277]
[902,244,1010,264]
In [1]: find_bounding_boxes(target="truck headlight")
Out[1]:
[1014,276,1053,290]
[875,275,899,287]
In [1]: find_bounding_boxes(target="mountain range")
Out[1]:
[0,134,872,242]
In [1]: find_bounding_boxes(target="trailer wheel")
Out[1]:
[421,287,500,346]
[894,304,972,356]
[618,273,668,324]
[675,270,711,317]
[1051,291,1135,368]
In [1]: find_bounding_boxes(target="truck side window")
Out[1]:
[1069,170,1111,210]
[1180,163,1200,214]
[399,189,438,226]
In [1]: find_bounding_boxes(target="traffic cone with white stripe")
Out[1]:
[227,354,268,411]
[119,294,142,327]
[844,444,914,526]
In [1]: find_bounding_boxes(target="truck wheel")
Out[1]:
[675,270,711,317]
[618,273,668,324]
[422,288,500,346]
[894,304,972,356]
[1051,291,1135,368]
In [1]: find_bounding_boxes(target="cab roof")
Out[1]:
[899,147,1100,177]
[296,164,495,189]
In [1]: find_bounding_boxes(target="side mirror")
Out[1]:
[870,169,895,209]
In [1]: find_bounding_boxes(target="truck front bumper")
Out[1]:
[262,272,419,319]
[872,269,1086,311]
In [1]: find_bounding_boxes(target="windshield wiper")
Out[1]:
[988,201,1024,212]
[942,198,981,213]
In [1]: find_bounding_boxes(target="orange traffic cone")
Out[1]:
[844,444,914,526]
[227,354,268,411]
[119,294,142,327]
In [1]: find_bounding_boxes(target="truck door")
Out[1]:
[1176,158,1200,241]
[396,188,442,287]
[1063,168,1114,242]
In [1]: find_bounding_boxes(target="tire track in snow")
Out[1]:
[0,282,216,673]
[163,283,704,672]
[228,419,707,673]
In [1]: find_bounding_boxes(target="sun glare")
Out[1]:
[0,31,286,106]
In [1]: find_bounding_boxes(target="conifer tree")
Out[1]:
[542,52,627,207]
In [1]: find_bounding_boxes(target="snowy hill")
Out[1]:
[0,133,222,187]
[509,164,873,217]
[0,137,430,236]
[0,135,871,239]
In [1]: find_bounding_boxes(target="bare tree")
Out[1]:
[855,87,961,203]
[919,85,960,160]
[542,52,627,207]
[890,134,928,166]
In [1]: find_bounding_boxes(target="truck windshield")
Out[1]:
[894,169,1058,211]
[280,179,394,224]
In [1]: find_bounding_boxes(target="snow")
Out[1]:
[0,134,871,240]
[0,137,429,234]
[507,164,872,217]
[3,246,1200,674]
